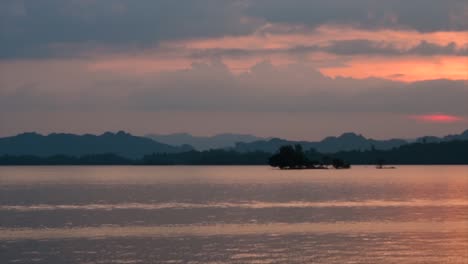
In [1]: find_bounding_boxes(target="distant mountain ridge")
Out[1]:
[146,133,267,150]
[2,139,467,165]
[415,129,468,143]
[1,130,467,158]
[231,130,468,153]
[0,131,193,159]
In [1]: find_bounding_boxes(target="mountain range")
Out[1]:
[0,131,192,159]
[414,130,468,143]
[0,130,467,158]
[145,133,267,150]
[232,130,468,153]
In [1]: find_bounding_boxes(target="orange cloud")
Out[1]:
[320,56,468,82]
[85,25,468,81]
[170,25,468,51]
[409,114,464,123]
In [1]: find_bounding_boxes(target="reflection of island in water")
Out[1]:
[376,166,397,169]
[269,145,351,170]
[376,159,396,169]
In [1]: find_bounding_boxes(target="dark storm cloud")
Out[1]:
[1,0,467,59]
[407,41,468,56]
[189,40,468,59]
[324,40,468,56]
[324,40,399,55]
[246,0,468,32]
[0,0,257,59]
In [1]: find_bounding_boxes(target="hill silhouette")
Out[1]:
[332,140,468,165]
[415,129,468,143]
[1,129,467,162]
[0,131,193,159]
[1,139,467,165]
[232,130,468,153]
[146,133,267,150]
[233,132,408,153]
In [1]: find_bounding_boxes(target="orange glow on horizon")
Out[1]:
[409,114,464,123]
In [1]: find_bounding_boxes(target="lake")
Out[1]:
[0,166,467,263]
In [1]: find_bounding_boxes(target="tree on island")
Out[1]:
[269,145,350,169]
[331,158,351,169]
[268,145,306,169]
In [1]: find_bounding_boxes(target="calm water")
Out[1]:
[0,166,467,263]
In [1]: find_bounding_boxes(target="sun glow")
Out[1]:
[409,114,465,123]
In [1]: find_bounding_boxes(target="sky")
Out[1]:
[0,0,467,140]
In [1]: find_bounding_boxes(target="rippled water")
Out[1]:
[0,165,467,263]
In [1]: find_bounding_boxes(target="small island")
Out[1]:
[268,145,351,170]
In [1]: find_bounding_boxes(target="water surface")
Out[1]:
[1,166,467,263]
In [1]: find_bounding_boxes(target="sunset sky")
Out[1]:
[0,0,467,140]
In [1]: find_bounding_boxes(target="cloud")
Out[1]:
[0,0,259,59]
[2,60,466,117]
[125,62,468,116]
[1,0,467,59]
[324,40,468,56]
[188,40,468,59]
[1,60,466,139]
[246,0,468,32]
[408,41,468,56]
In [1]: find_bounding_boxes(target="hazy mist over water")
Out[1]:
[0,166,467,263]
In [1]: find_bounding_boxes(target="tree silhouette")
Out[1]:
[332,158,351,169]
[321,156,331,168]
[268,145,350,169]
[269,144,308,169]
